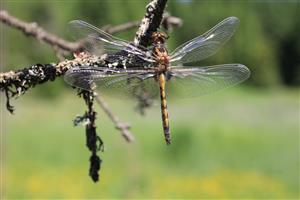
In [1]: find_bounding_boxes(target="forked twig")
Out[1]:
[0,10,80,52]
[94,93,134,142]
[0,10,136,142]
[0,0,176,182]
[0,4,181,140]
[0,9,181,54]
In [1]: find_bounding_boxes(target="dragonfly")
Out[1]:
[64,16,250,145]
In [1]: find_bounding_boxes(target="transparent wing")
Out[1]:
[169,17,240,65]
[69,20,156,63]
[64,66,159,98]
[167,64,250,97]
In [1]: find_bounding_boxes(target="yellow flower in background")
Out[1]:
[149,169,290,198]
[26,175,44,195]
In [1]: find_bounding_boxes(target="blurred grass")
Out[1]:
[1,0,299,199]
[2,84,299,199]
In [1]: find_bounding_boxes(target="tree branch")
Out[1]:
[0,10,80,52]
[134,0,168,47]
[0,10,140,142]
[0,53,136,144]
[1,9,180,55]
[0,0,176,143]
[0,2,182,116]
[0,0,175,181]
[94,93,134,142]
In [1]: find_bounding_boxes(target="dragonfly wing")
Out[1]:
[169,17,240,65]
[167,64,250,97]
[69,20,156,63]
[64,66,159,97]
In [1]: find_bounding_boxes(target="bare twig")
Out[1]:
[104,21,140,34]
[0,10,138,53]
[162,12,183,31]
[53,45,67,61]
[1,9,181,55]
[105,14,182,34]
[0,10,81,52]
[94,93,134,142]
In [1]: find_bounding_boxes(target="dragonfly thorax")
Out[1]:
[153,45,169,73]
[151,32,168,45]
[150,31,170,71]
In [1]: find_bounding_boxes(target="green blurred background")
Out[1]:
[1,0,299,199]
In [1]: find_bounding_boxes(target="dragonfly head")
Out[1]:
[151,32,168,44]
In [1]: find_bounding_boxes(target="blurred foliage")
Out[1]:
[1,1,299,198]
[168,1,300,87]
[1,0,299,97]
[3,88,299,198]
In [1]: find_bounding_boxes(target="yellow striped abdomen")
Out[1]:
[158,73,171,145]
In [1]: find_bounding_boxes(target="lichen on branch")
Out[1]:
[0,0,173,182]
[134,0,168,47]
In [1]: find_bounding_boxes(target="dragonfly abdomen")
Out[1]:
[158,73,171,145]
